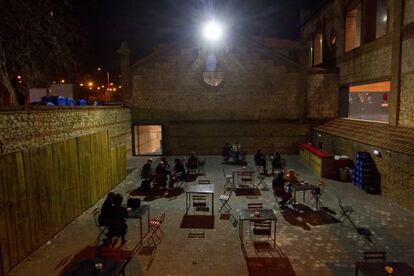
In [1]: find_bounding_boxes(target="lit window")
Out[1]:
[202,53,224,87]
[345,1,361,52]
[313,30,323,66]
[376,0,388,38]
[347,81,390,122]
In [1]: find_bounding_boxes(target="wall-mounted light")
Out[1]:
[373,149,382,157]
[318,133,322,138]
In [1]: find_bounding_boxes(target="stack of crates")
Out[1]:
[352,152,380,193]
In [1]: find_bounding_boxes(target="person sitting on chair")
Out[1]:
[171,159,186,187]
[186,152,199,171]
[222,143,231,162]
[155,160,170,189]
[255,149,267,174]
[272,171,292,208]
[140,158,153,191]
[98,192,115,226]
[106,193,128,245]
[271,152,283,174]
[161,157,171,170]
[286,169,298,184]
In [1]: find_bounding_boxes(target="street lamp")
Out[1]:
[203,21,223,41]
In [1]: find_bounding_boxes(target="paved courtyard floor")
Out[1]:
[9,155,414,276]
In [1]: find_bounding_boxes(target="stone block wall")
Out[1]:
[0,106,132,158]
[313,131,414,211]
[163,120,312,155]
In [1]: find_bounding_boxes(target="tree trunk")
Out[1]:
[0,45,18,106]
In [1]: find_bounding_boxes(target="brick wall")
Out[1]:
[306,72,339,118]
[313,131,414,211]
[163,120,311,155]
[126,41,317,154]
[405,0,414,25]
[0,106,132,157]
[399,36,414,127]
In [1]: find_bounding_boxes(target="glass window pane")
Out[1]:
[348,81,390,122]
[345,1,361,52]
[376,0,388,38]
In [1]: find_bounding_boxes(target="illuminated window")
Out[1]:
[347,81,390,122]
[202,53,224,87]
[366,0,388,42]
[376,0,388,38]
[313,30,323,66]
[345,1,361,52]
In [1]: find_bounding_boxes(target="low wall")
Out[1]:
[0,106,132,158]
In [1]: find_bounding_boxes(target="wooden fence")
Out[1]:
[0,131,126,274]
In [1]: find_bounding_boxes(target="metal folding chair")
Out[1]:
[148,209,167,246]
[219,193,232,214]
[363,251,386,261]
[310,179,326,209]
[256,175,268,190]
[338,197,355,225]
[222,168,234,193]
[92,207,107,245]
[198,179,211,185]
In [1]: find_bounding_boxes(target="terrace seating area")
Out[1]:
[9,155,414,276]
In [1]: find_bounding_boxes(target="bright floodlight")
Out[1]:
[203,21,223,41]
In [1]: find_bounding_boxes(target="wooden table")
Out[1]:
[355,261,414,275]
[185,184,214,216]
[233,167,255,188]
[291,183,320,210]
[62,258,127,276]
[239,209,277,248]
[127,205,150,245]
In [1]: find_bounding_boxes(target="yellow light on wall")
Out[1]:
[88,81,94,87]
[80,83,84,87]
[61,79,65,83]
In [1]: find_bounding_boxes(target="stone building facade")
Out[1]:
[121,37,337,155]
[0,106,132,158]
[302,0,414,210]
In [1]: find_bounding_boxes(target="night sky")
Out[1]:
[72,0,325,73]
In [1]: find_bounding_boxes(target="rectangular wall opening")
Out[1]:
[347,81,390,122]
[133,125,163,156]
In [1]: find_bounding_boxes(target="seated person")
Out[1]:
[272,172,293,208]
[172,159,186,182]
[140,158,153,191]
[186,152,199,171]
[254,149,267,174]
[155,160,170,188]
[98,192,115,226]
[106,193,128,245]
[222,143,231,162]
[161,157,171,170]
[286,169,298,184]
[271,152,283,173]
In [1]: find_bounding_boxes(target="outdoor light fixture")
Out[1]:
[373,149,382,157]
[202,21,223,41]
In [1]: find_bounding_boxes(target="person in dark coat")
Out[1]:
[106,193,128,244]
[222,143,231,162]
[140,158,153,191]
[186,152,199,170]
[155,160,170,188]
[171,159,186,188]
[271,152,283,174]
[98,192,115,226]
[254,149,267,174]
[272,171,292,209]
